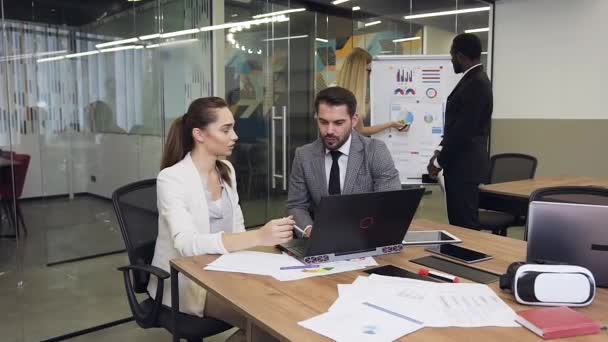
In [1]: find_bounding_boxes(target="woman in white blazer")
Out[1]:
[148,97,294,339]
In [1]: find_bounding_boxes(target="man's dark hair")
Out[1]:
[314,86,357,117]
[452,33,482,60]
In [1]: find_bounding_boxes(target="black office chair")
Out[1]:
[524,186,608,240]
[112,179,231,341]
[478,153,538,236]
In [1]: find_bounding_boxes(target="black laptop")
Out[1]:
[278,188,424,264]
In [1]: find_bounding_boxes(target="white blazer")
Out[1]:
[148,153,245,317]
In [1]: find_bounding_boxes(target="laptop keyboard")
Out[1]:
[289,245,308,255]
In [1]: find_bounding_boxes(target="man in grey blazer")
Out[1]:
[287,87,401,236]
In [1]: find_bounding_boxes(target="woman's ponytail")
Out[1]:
[160,115,188,170]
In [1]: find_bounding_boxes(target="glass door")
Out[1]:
[267,2,317,219]
[223,0,273,227]
[266,1,290,219]
[225,0,318,226]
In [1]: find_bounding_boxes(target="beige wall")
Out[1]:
[423,25,454,55]
[491,0,608,177]
[491,119,607,177]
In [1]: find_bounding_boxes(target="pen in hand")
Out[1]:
[293,224,307,237]
[398,123,410,131]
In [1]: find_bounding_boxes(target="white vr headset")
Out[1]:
[500,263,596,307]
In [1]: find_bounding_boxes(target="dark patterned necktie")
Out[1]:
[328,150,342,195]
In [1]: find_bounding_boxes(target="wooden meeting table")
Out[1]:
[479,176,608,217]
[170,219,608,341]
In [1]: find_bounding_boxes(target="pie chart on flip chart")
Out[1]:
[406,111,415,124]
[390,103,416,125]
[424,113,433,123]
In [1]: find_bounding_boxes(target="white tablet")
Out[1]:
[402,230,462,246]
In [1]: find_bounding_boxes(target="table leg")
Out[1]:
[246,319,279,342]
[171,265,179,342]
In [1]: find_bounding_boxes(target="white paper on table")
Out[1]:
[271,257,378,281]
[205,251,302,276]
[368,282,519,327]
[299,301,423,342]
[205,252,378,282]
[329,275,429,312]
[330,274,517,328]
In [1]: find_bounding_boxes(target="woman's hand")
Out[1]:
[390,120,410,131]
[255,216,295,246]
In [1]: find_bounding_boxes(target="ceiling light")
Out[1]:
[364,21,381,27]
[37,56,65,63]
[404,6,490,20]
[65,51,100,58]
[352,6,360,11]
[96,37,139,49]
[262,34,308,42]
[139,33,161,40]
[392,37,421,43]
[200,15,288,32]
[331,0,351,4]
[145,39,199,49]
[252,8,305,19]
[315,38,328,43]
[100,45,140,53]
[160,28,200,38]
[465,27,490,33]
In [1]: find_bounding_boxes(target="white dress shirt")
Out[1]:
[324,133,352,192]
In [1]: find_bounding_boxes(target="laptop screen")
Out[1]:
[306,188,424,256]
[527,201,608,287]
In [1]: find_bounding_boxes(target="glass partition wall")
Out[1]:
[1,0,491,340]
[0,0,208,340]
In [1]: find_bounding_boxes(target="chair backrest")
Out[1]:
[112,179,158,293]
[488,153,537,184]
[530,185,608,205]
[525,186,608,240]
[12,154,31,198]
[0,153,31,199]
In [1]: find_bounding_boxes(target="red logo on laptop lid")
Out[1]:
[360,217,375,230]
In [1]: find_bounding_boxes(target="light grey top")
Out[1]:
[202,175,234,234]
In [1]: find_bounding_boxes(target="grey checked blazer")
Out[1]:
[287,130,401,231]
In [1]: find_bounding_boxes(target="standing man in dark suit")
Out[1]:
[287,87,401,237]
[427,33,493,229]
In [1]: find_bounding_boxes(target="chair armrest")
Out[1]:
[118,264,170,280]
[117,263,170,328]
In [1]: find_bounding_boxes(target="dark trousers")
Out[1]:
[444,175,480,230]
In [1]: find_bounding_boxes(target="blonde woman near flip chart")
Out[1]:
[337,47,410,135]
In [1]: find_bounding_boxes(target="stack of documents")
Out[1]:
[299,273,519,341]
[204,251,378,281]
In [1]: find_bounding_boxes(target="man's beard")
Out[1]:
[452,62,463,74]
[322,130,350,150]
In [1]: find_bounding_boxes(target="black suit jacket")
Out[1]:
[437,65,493,182]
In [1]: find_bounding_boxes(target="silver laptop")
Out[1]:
[527,201,608,287]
